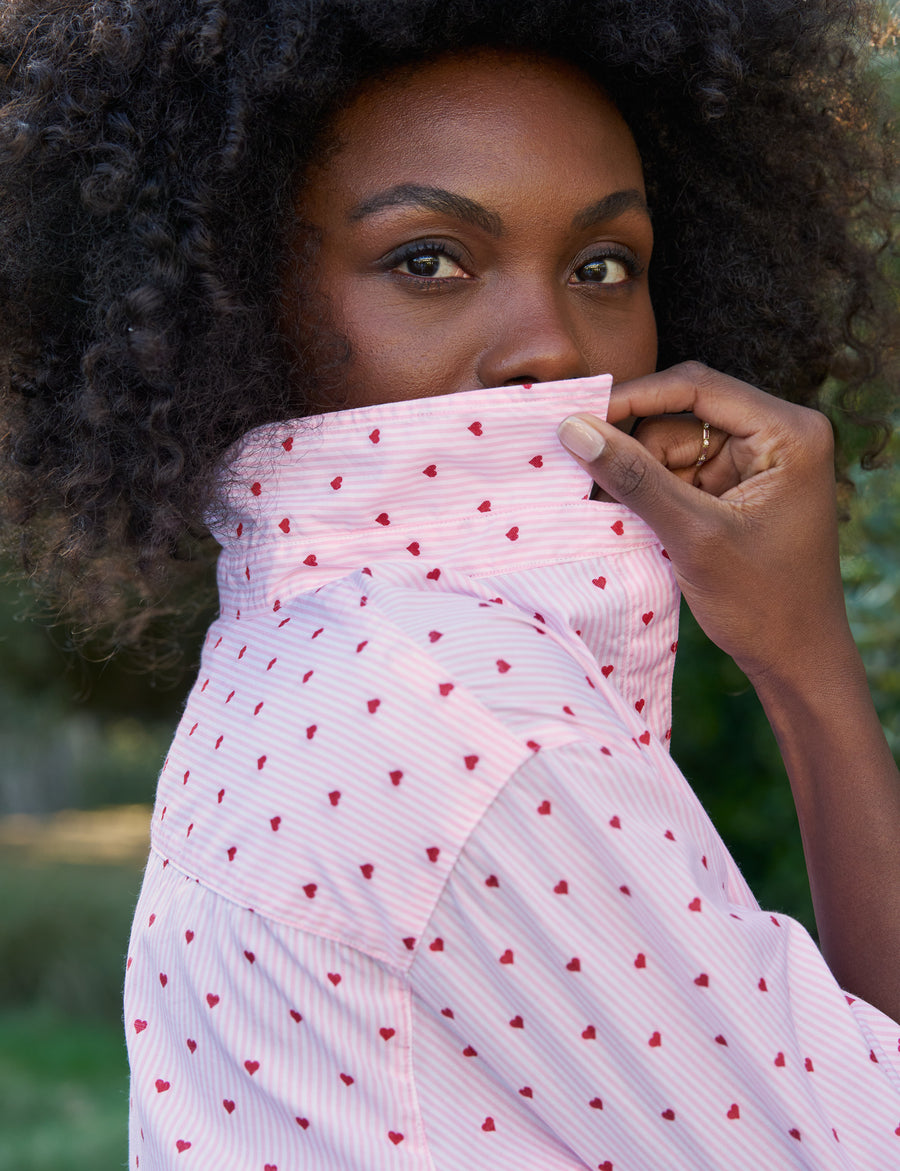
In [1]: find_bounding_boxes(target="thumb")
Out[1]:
[557,413,716,549]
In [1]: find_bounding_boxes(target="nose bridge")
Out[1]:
[476,275,589,388]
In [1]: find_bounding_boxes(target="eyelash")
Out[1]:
[382,238,644,287]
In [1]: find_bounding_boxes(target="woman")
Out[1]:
[1,2,899,1167]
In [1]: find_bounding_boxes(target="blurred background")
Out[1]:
[0,430,897,1170]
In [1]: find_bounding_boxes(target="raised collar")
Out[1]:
[212,376,659,612]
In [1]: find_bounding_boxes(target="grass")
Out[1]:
[0,1006,129,1171]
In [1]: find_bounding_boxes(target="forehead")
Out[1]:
[313,50,645,207]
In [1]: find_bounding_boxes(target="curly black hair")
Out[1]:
[0,0,897,646]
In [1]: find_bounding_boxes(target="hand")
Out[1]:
[558,362,851,684]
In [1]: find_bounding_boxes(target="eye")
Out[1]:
[570,249,639,286]
[387,241,471,280]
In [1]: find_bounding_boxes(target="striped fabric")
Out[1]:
[125,376,900,1169]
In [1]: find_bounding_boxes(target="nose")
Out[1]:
[475,285,591,388]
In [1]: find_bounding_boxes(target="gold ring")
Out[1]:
[695,421,711,466]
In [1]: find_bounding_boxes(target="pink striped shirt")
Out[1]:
[125,375,900,1169]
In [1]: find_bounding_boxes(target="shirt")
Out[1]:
[125,375,900,1170]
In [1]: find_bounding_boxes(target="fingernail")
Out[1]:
[557,415,606,462]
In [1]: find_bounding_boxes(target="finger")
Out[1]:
[632,415,735,493]
[607,361,793,442]
[557,412,723,549]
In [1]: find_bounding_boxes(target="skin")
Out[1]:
[289,49,900,1023]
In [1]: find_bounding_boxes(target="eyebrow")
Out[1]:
[570,189,651,231]
[347,183,650,238]
[348,184,503,237]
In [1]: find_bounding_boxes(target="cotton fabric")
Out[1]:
[125,376,900,1169]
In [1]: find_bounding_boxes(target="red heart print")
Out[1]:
[563,705,575,716]
[509,1015,524,1028]
[340,1073,354,1085]
[303,553,317,566]
[870,1050,879,1063]
[360,863,374,879]
[251,481,262,496]
[505,526,519,541]
[176,1140,191,1153]
[485,874,499,887]
[375,512,390,526]
[805,1057,814,1072]
[403,937,416,950]
[592,576,607,589]
[428,630,442,642]
[441,1007,454,1018]
[329,790,341,806]
[265,1165,277,1170]
[186,1039,197,1053]
[426,567,441,580]
[758,977,768,991]
[497,659,511,673]
[529,455,543,467]
[282,437,293,451]
[468,421,483,436]
[589,1098,603,1109]
[278,517,290,533]
[619,884,630,895]
[609,815,621,828]
[134,1020,147,1034]
[464,754,479,770]
[554,880,569,895]
[254,702,264,715]
[380,1027,395,1041]
[327,972,341,986]
[306,725,316,739]
[429,937,444,951]
[290,1009,302,1023]
[694,973,709,987]
[477,500,491,512]
[789,1129,802,1141]
[367,698,381,713]
[599,1163,613,1171]
[407,541,420,556]
[423,464,437,477]
[256,754,267,771]
[648,1031,661,1047]
[642,611,654,625]
[439,682,454,696]
[702,855,708,868]
[330,475,342,489]
[582,1025,596,1040]
[388,1132,404,1145]
[159,973,168,987]
[270,816,281,831]
[566,957,581,971]
[715,1035,728,1046]
[389,770,403,785]
[463,1045,477,1057]
[727,1104,740,1120]
[482,1117,495,1132]
[527,739,541,752]
[303,883,317,899]
[296,1117,310,1129]
[611,519,624,535]
[538,800,551,815]
[519,1086,533,1098]
[217,789,225,805]
[774,1052,786,1066]
[634,953,646,969]
[243,950,255,964]
[155,1079,170,1093]
[635,698,645,713]
[244,1060,259,1076]
[223,1099,235,1113]
[426,847,440,862]
[369,428,380,443]
[639,730,651,745]
[661,1109,675,1121]
[688,897,702,911]
[664,829,675,840]
[601,664,614,678]
[499,949,514,964]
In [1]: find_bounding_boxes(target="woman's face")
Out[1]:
[288,49,657,408]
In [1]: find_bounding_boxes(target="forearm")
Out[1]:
[748,630,900,1023]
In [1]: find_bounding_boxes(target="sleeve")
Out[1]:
[407,736,900,1171]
